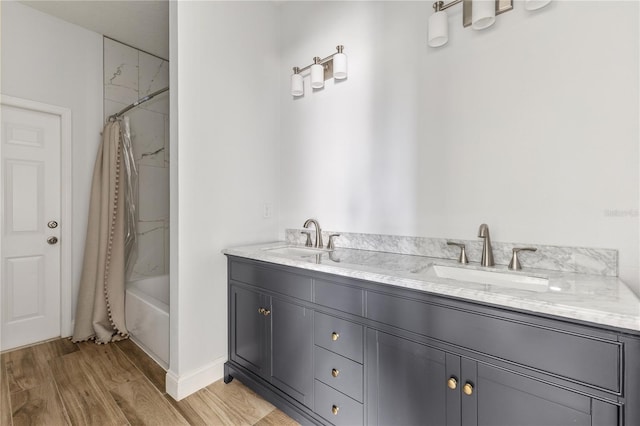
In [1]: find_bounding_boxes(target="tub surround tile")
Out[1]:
[224,241,640,332]
[104,38,170,283]
[130,221,166,281]
[138,166,169,222]
[285,229,618,277]
[104,38,139,105]
[104,99,128,121]
[128,108,166,167]
[138,52,169,96]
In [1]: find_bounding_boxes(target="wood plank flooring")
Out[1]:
[1,338,299,426]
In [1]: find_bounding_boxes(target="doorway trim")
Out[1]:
[1,94,73,337]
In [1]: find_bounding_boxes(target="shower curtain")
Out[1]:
[72,118,136,343]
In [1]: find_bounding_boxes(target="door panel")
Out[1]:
[230,285,266,376]
[1,104,61,350]
[367,330,455,426]
[470,363,592,426]
[270,297,313,407]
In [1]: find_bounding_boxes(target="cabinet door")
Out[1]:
[462,360,619,426]
[367,329,460,426]
[230,286,267,377]
[269,296,314,407]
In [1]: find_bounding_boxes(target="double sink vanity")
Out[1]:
[223,223,640,426]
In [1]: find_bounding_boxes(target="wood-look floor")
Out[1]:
[1,338,299,426]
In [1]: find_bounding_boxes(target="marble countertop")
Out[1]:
[223,242,640,333]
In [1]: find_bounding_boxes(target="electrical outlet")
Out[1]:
[263,203,273,218]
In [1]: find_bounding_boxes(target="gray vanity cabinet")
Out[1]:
[225,256,637,426]
[229,283,314,408]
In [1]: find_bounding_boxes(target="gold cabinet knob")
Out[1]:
[331,368,340,378]
[263,309,271,316]
[257,307,265,314]
[447,377,457,390]
[331,405,339,415]
[463,383,474,396]
[331,332,340,341]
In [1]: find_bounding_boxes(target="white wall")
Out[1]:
[1,1,104,327]
[278,1,640,293]
[169,1,280,398]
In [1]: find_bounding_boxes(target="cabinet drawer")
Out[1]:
[314,380,363,426]
[367,291,622,393]
[314,280,364,316]
[314,346,364,402]
[229,259,312,301]
[314,312,363,363]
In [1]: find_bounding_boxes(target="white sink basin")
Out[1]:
[427,264,549,292]
[263,246,328,258]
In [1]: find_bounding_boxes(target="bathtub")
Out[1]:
[125,275,169,369]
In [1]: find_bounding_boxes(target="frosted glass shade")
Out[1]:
[525,0,551,11]
[310,63,324,89]
[291,73,303,97]
[333,53,348,80]
[428,11,449,47]
[472,0,496,30]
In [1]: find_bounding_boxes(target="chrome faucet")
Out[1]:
[303,218,323,248]
[478,223,494,267]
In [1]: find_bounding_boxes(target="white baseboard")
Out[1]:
[165,356,226,400]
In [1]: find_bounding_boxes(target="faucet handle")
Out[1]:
[447,242,469,264]
[301,231,313,247]
[508,247,537,271]
[327,234,341,250]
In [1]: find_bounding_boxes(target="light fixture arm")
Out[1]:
[294,45,345,74]
[431,0,512,29]
[434,0,464,12]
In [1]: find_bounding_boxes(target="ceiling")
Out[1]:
[21,0,169,59]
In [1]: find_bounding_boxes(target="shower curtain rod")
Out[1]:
[109,87,169,121]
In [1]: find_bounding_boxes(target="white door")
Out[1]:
[1,103,61,351]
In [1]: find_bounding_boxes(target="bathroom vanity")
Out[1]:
[223,242,640,426]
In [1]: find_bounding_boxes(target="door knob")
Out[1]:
[463,382,474,396]
[447,377,458,390]
[47,236,58,245]
[47,221,58,229]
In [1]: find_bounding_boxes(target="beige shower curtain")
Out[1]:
[72,120,129,343]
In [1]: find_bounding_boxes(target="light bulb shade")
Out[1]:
[472,0,496,30]
[428,10,449,47]
[291,73,304,96]
[333,53,348,80]
[524,0,551,11]
[310,63,324,88]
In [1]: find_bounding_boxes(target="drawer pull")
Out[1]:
[331,368,340,378]
[447,377,457,390]
[331,405,339,415]
[263,309,271,316]
[463,382,474,396]
[331,332,340,341]
[257,307,265,315]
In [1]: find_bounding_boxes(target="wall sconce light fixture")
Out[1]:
[428,0,550,48]
[291,45,347,97]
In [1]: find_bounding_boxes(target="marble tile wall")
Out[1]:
[285,229,618,277]
[103,38,169,281]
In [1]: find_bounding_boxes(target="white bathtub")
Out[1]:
[125,275,169,369]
